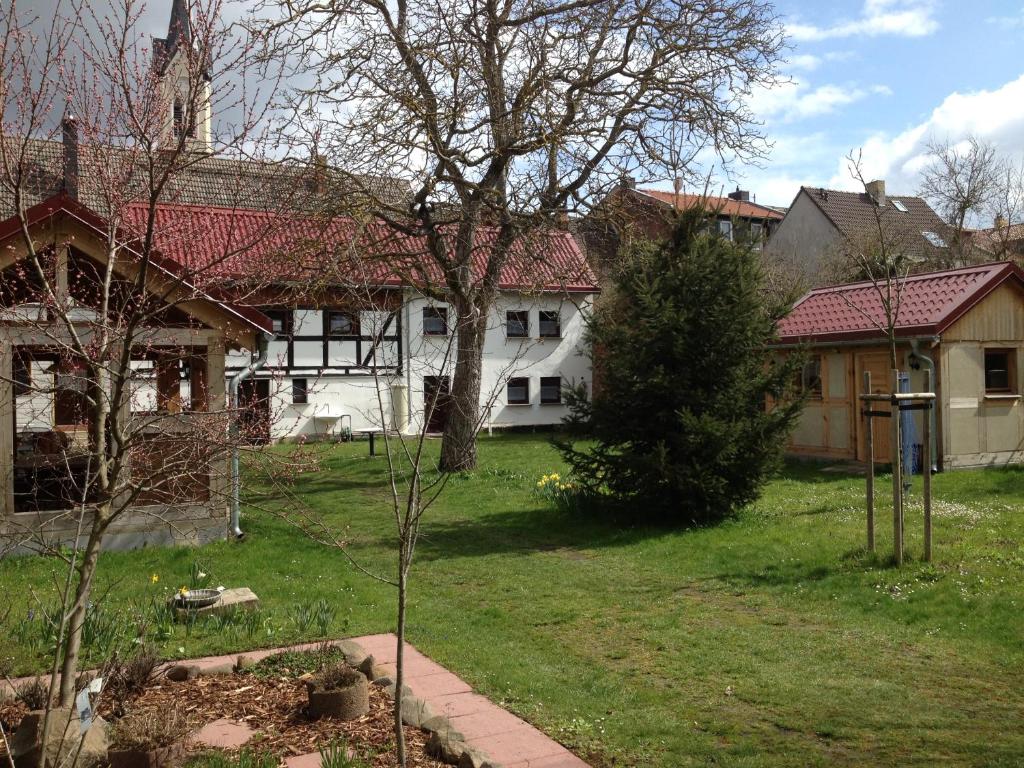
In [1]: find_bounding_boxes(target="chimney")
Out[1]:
[555,207,570,229]
[618,173,636,190]
[865,179,886,207]
[62,113,79,200]
[995,212,1009,229]
[728,187,750,202]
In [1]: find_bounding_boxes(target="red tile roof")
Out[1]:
[775,261,1024,344]
[123,204,599,293]
[634,189,784,220]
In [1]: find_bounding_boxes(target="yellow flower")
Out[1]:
[536,480,543,487]
[551,473,560,480]
[179,586,190,596]
[150,574,159,584]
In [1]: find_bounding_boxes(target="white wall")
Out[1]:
[763,190,842,286]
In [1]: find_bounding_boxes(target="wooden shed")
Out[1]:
[774,262,1024,469]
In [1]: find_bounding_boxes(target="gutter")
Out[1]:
[771,335,936,351]
[227,332,273,539]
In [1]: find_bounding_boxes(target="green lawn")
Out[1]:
[2,434,1024,767]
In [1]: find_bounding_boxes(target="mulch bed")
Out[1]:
[2,669,446,768]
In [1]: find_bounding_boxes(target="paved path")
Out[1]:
[2,635,590,768]
[354,633,590,768]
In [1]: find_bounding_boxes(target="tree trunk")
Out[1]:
[394,554,408,768]
[440,296,488,472]
[57,514,106,707]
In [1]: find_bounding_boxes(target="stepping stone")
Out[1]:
[193,718,257,749]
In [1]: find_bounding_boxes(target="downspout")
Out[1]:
[909,338,939,472]
[227,332,272,539]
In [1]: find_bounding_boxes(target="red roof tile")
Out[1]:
[123,204,599,293]
[634,189,784,220]
[775,261,1024,343]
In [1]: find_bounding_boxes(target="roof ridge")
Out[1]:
[805,260,1014,295]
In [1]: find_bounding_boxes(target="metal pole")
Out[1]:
[864,371,874,552]
[890,368,903,566]
[923,369,933,562]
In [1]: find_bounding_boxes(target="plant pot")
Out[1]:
[307,674,369,720]
[108,740,185,768]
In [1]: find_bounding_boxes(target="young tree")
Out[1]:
[558,208,802,524]
[255,0,786,471]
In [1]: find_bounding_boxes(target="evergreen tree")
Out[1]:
[559,209,804,524]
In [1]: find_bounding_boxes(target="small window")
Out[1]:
[540,376,562,404]
[173,99,184,138]
[506,310,529,338]
[892,199,909,213]
[922,230,948,248]
[292,378,309,404]
[984,349,1016,394]
[264,309,292,337]
[800,356,823,400]
[13,353,31,397]
[423,307,447,336]
[718,219,733,240]
[507,377,530,405]
[538,311,561,338]
[327,310,358,337]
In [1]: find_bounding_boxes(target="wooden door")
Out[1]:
[238,378,271,444]
[856,353,893,463]
[423,376,449,434]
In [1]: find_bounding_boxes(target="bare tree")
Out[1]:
[254,0,785,471]
[0,0,292,744]
[983,156,1024,262]
[917,136,998,264]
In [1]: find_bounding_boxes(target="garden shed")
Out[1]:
[774,261,1024,469]
[0,194,272,552]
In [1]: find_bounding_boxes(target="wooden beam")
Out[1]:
[0,342,12,521]
[864,371,874,552]
[923,369,933,563]
[891,368,903,567]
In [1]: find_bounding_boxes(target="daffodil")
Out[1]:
[178,586,190,596]
[150,573,159,584]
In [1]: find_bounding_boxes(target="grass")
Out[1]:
[2,434,1024,766]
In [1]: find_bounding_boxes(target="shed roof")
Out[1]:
[775,261,1024,344]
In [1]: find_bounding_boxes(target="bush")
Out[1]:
[557,208,804,524]
[109,703,193,750]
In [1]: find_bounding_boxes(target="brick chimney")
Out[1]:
[618,173,636,190]
[995,212,1009,229]
[62,113,79,200]
[727,187,750,202]
[865,179,886,207]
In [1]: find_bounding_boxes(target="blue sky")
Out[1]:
[726,0,1024,209]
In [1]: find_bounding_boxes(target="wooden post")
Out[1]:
[890,368,903,566]
[0,341,14,522]
[864,371,874,552]
[923,369,933,562]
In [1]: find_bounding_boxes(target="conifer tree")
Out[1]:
[559,209,804,524]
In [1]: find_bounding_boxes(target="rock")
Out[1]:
[383,681,412,700]
[372,676,394,689]
[371,665,391,681]
[420,715,452,734]
[426,729,469,764]
[196,661,235,677]
[10,707,109,768]
[458,749,491,768]
[336,640,367,667]
[399,696,435,728]
[235,655,259,672]
[357,655,376,679]
[164,665,200,682]
[173,588,260,621]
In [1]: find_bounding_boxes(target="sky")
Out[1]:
[726,0,1024,210]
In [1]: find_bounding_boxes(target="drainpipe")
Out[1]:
[227,332,272,539]
[909,338,939,472]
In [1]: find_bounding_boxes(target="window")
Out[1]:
[13,353,30,397]
[423,307,447,336]
[264,309,292,337]
[327,310,358,337]
[800,356,823,400]
[507,377,530,405]
[172,97,195,138]
[984,349,1016,394]
[538,311,561,338]
[506,310,529,338]
[892,199,909,213]
[292,378,309,404]
[718,219,733,240]
[922,230,948,248]
[540,376,562,404]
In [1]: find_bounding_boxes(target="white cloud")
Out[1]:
[825,73,1024,195]
[750,80,892,123]
[788,0,939,42]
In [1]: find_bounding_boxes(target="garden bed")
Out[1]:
[1,645,445,768]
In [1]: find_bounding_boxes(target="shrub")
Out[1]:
[109,704,193,750]
[557,208,804,524]
[314,663,363,692]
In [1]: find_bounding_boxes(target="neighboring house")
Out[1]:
[971,218,1024,261]
[0,0,598,445]
[764,181,956,284]
[582,179,783,272]
[773,261,1024,469]
[0,194,272,550]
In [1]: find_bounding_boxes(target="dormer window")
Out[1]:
[892,200,909,213]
